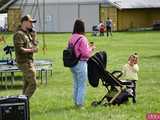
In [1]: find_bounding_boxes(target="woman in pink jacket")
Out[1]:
[69,19,95,108]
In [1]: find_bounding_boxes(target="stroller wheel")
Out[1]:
[91,101,99,107]
[103,102,110,107]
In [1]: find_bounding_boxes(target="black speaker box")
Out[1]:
[0,95,30,120]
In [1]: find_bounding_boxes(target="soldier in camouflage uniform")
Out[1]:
[13,15,38,98]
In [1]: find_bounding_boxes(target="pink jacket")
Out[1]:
[69,33,92,61]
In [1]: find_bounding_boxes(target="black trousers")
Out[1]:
[106,26,112,36]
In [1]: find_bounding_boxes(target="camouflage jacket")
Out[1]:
[13,29,35,64]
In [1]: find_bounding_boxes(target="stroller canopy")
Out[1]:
[87,51,107,87]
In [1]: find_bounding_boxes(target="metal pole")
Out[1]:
[78,3,80,18]
[42,0,46,54]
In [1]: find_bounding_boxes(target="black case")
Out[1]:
[0,95,30,120]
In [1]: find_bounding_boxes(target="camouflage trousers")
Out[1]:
[17,62,37,98]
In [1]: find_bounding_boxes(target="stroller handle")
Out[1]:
[111,71,123,79]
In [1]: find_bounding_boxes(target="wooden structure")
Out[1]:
[100,0,160,31]
[7,7,21,32]
[100,6,117,31]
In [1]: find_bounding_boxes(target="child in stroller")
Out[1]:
[87,51,137,106]
[121,53,139,103]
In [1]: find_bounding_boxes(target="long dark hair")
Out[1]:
[72,19,85,35]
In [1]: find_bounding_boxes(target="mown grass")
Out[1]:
[0,31,160,120]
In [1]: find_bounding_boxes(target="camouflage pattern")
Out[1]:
[13,29,37,98]
[13,30,34,64]
[17,62,36,98]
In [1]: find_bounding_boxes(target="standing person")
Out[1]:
[98,21,105,36]
[121,53,139,103]
[69,19,95,108]
[106,17,112,37]
[13,15,38,99]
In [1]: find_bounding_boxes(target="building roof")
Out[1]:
[2,0,160,11]
[13,0,109,5]
[109,0,160,9]
[1,0,109,12]
[0,0,17,12]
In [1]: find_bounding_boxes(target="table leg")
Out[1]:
[5,73,8,89]
[45,70,48,85]
[0,72,2,85]
[11,72,14,88]
[41,70,43,84]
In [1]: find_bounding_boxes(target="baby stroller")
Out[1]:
[92,25,99,36]
[87,51,136,106]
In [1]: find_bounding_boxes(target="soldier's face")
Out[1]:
[26,21,33,29]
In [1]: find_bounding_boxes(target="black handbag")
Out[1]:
[63,37,82,67]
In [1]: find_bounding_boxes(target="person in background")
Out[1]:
[98,21,105,36]
[13,15,38,99]
[121,53,139,103]
[106,17,112,37]
[69,19,95,108]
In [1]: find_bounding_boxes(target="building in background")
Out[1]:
[100,0,160,31]
[6,0,108,32]
[0,0,160,32]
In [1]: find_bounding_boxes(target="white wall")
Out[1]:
[11,3,99,32]
[80,4,99,32]
[0,13,7,28]
[21,4,58,32]
[58,4,78,32]
[57,4,99,32]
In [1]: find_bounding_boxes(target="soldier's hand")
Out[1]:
[31,47,38,53]
[30,31,37,40]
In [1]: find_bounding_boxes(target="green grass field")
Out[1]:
[0,31,160,120]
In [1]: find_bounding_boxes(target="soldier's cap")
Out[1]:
[21,15,36,23]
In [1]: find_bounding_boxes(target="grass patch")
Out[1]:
[0,31,160,120]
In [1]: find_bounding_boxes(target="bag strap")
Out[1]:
[72,36,82,59]
[73,37,82,48]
